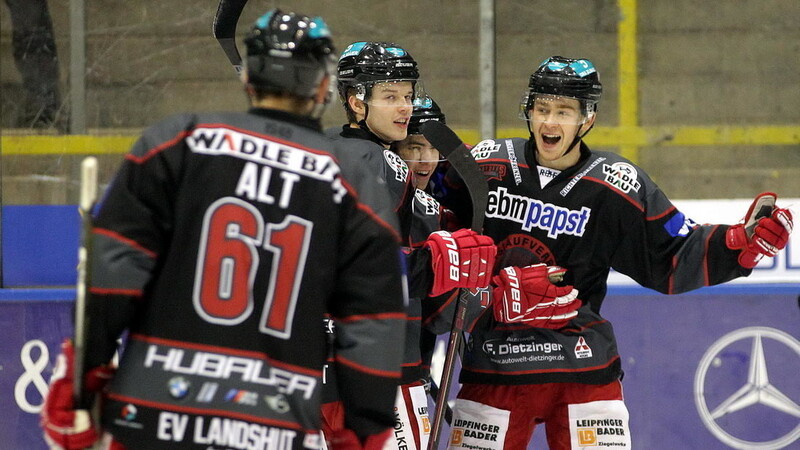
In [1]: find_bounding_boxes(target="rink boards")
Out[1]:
[1,200,798,449]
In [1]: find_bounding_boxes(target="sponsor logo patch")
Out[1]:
[264,393,291,413]
[471,139,501,160]
[168,376,191,399]
[383,149,409,182]
[603,162,641,193]
[487,187,591,238]
[664,211,697,237]
[195,382,218,403]
[574,336,593,359]
[224,388,258,406]
[414,189,440,215]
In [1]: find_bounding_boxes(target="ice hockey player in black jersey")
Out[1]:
[41,9,409,450]
[437,56,794,449]
[320,43,497,450]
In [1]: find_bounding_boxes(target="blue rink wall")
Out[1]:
[1,205,798,449]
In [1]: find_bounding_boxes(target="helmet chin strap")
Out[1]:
[527,116,594,163]
[358,104,393,147]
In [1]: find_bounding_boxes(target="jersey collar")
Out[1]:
[247,107,323,133]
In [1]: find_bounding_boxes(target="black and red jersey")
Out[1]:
[84,108,406,448]
[445,137,748,386]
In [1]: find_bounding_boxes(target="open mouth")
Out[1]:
[542,133,562,146]
[395,118,409,128]
[415,170,430,177]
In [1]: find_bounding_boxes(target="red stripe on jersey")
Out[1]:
[646,205,676,221]
[126,130,190,164]
[94,227,157,259]
[582,176,645,212]
[479,158,530,169]
[668,254,678,295]
[332,312,406,323]
[335,354,401,378]
[354,201,401,242]
[90,287,142,297]
[702,225,720,286]
[106,392,314,433]
[467,355,620,376]
[129,333,321,377]
[422,290,457,327]
[401,359,423,368]
[551,318,609,334]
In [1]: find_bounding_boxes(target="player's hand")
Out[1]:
[41,339,115,450]
[327,428,392,450]
[492,264,580,329]
[726,192,793,269]
[425,229,496,296]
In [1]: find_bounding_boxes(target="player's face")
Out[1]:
[396,134,442,190]
[529,95,593,169]
[365,81,414,143]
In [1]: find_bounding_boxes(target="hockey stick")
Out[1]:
[212,0,248,75]
[421,120,488,450]
[73,156,98,408]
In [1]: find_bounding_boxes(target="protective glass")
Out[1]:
[396,139,445,163]
[519,93,594,125]
[357,80,426,107]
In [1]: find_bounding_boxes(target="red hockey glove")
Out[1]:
[327,428,392,450]
[425,229,497,296]
[41,339,115,450]
[726,192,793,269]
[492,264,580,329]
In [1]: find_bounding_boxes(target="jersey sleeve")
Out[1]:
[609,169,748,294]
[328,167,407,438]
[83,114,193,371]
[333,142,400,237]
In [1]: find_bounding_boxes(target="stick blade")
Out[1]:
[420,120,462,158]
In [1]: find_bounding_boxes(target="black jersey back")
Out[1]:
[86,109,406,448]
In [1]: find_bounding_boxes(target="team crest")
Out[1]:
[471,139,501,160]
[383,149,409,182]
[496,233,557,269]
[482,164,507,182]
[414,189,440,215]
[602,162,641,193]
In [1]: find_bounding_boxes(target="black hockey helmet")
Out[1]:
[408,96,446,135]
[521,56,603,119]
[243,9,337,99]
[336,41,420,103]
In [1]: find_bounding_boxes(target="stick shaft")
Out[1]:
[73,156,98,406]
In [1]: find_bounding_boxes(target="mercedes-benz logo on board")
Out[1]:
[694,327,800,449]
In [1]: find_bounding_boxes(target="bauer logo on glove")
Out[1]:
[425,229,497,296]
[491,264,580,329]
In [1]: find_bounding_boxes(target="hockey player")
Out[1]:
[394,96,448,192]
[321,44,497,450]
[40,9,409,450]
[438,56,794,449]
